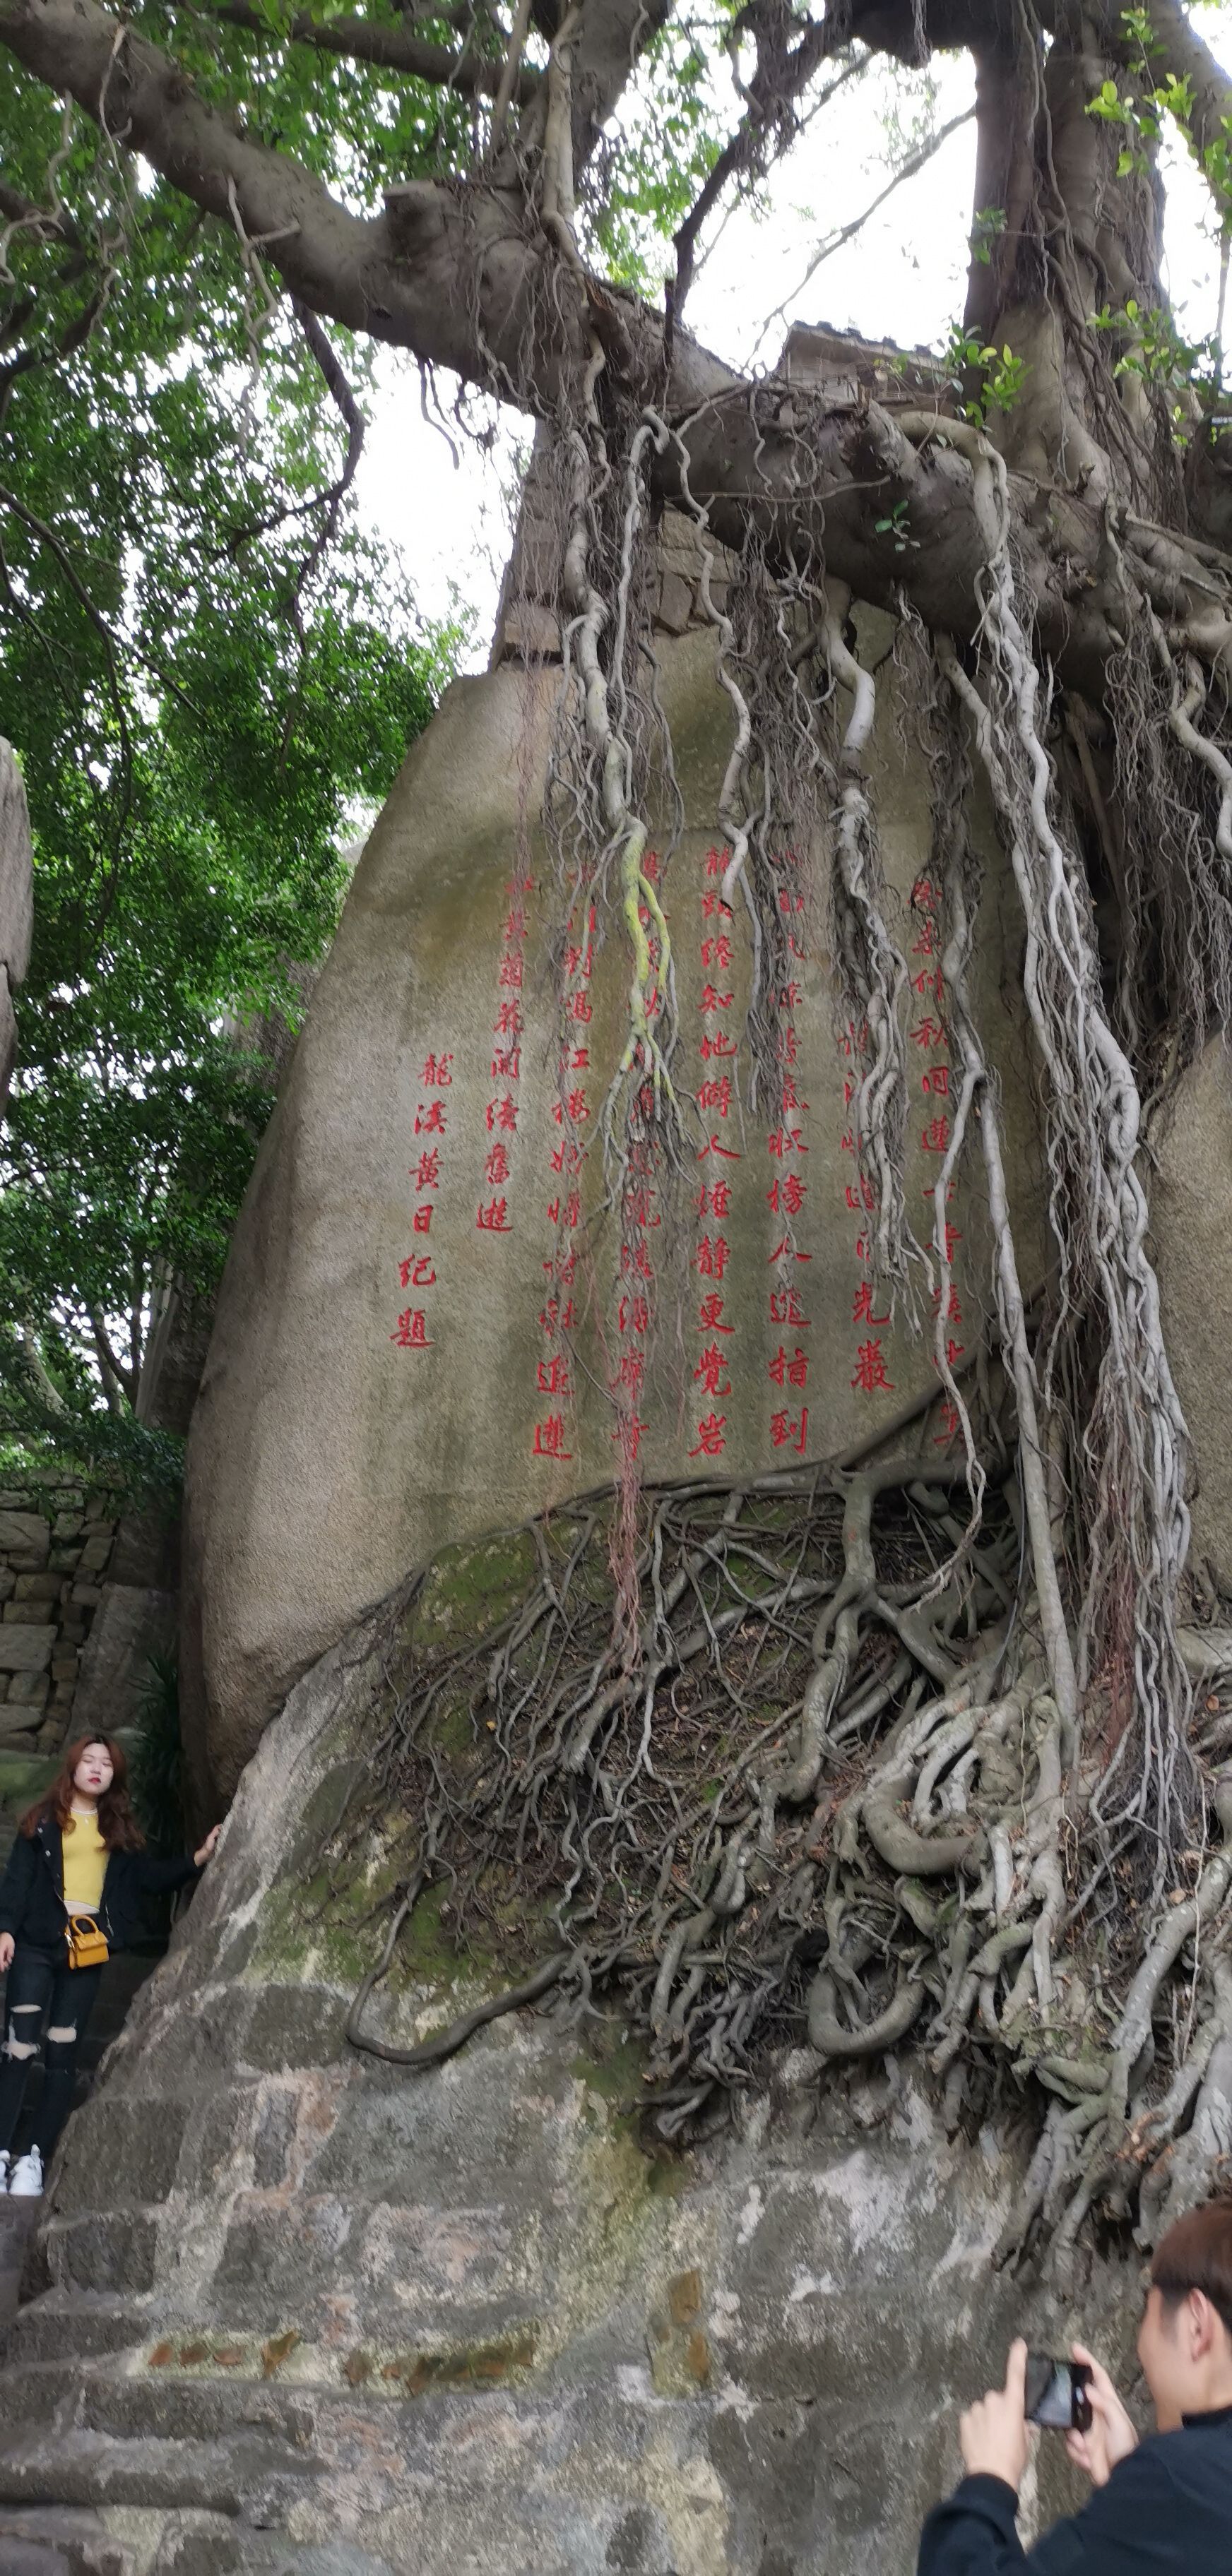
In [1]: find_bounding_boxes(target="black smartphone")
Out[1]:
[1024,2354,1093,2433]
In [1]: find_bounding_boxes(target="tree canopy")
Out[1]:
[0,45,459,1469]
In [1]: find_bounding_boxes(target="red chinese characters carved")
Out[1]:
[851,1337,894,1394]
[853,1281,889,1325]
[694,1344,732,1397]
[697,1181,733,1220]
[695,1234,730,1280]
[697,1294,733,1334]
[533,1415,573,1460]
[389,1308,432,1349]
[475,1196,511,1232]
[770,1407,808,1453]
[769,1287,810,1327]
[689,1411,727,1457]
[769,1345,809,1388]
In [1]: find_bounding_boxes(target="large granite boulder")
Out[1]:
[182,596,1043,1802]
[1154,1042,1232,1597]
[0,1540,1142,2575]
[0,738,33,1114]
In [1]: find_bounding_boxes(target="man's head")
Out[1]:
[1138,2200,1232,2429]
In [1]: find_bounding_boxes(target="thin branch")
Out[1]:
[745,102,975,369]
[490,0,534,147]
[88,1307,136,1408]
[668,37,863,337]
[0,177,81,249]
[179,0,536,100]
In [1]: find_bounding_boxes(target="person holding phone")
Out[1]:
[917,2200,1232,2571]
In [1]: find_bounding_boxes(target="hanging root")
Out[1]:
[905,412,1197,1909]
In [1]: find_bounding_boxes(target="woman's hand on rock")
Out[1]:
[194,1824,221,1868]
[0,1933,12,1972]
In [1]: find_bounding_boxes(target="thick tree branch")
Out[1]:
[191,0,540,104]
[0,0,1221,701]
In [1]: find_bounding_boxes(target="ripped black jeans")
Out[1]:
[0,1938,103,2161]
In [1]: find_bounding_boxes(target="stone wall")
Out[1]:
[0,1474,129,1767]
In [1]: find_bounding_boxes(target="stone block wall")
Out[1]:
[0,1474,127,1759]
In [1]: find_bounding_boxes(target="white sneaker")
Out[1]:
[8,2148,42,2197]
[0,2152,8,2194]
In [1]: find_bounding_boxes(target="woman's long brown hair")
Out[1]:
[20,1735,145,1852]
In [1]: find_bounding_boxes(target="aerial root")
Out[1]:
[327,1456,1232,2260]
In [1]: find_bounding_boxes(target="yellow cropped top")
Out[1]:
[61,1809,107,1913]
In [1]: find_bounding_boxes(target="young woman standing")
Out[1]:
[0,1736,219,2196]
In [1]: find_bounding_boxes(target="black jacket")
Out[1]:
[918,2404,1232,2573]
[0,1815,201,1952]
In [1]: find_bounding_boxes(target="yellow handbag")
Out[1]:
[65,1912,109,1971]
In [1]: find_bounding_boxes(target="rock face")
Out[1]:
[1154,1042,1232,1597]
[0,1552,1142,2574]
[182,590,1043,1800]
[0,737,33,1113]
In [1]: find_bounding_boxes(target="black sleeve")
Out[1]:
[133,1851,203,1895]
[0,1833,36,1940]
[918,2476,1030,2576]
[920,2440,1187,2576]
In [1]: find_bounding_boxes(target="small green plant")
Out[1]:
[874,499,919,555]
[1086,18,1195,181]
[970,205,1007,266]
[1089,299,1213,427]
[941,325,1028,428]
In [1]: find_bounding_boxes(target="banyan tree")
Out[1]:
[9,0,1232,2275]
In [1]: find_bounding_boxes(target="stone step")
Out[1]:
[0,2199,42,2332]
[0,2356,320,2452]
[1,2296,148,2368]
[0,2424,314,2522]
[0,2505,131,2575]
[0,2505,402,2576]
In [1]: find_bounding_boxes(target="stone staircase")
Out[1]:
[0,2232,403,2574]
[0,2197,400,2570]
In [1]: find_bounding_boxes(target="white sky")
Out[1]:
[355,8,1232,663]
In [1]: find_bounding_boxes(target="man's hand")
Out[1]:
[193,1824,221,1868]
[959,2339,1032,2492]
[0,1933,12,1973]
[1065,2342,1138,2489]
